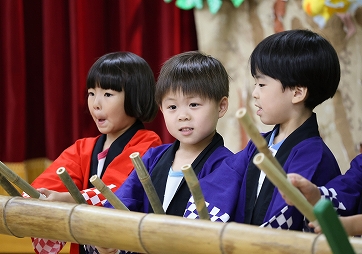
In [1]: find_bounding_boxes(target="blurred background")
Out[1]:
[1,0,362,252]
[1,0,361,198]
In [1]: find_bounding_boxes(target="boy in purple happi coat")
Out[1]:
[95,51,233,254]
[183,29,342,232]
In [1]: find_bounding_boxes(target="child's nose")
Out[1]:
[178,112,190,121]
[93,96,101,109]
[252,86,258,99]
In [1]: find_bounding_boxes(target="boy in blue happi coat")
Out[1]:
[183,29,342,231]
[95,51,234,253]
[106,51,233,216]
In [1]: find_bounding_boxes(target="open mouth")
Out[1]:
[179,127,194,132]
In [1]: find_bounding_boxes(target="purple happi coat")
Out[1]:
[184,113,341,231]
[104,132,233,218]
[319,154,362,216]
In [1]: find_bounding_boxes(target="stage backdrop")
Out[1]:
[1,0,362,195]
[193,0,362,172]
[0,0,197,192]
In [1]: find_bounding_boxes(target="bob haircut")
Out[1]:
[250,29,340,110]
[155,51,229,105]
[87,52,157,122]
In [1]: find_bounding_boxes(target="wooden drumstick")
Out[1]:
[236,108,286,177]
[253,153,317,223]
[181,164,210,220]
[56,167,87,204]
[0,172,21,196]
[129,152,165,214]
[90,175,129,211]
[0,161,41,198]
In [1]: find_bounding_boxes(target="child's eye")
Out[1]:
[104,93,112,97]
[255,83,265,88]
[88,91,94,97]
[167,105,177,110]
[190,103,199,107]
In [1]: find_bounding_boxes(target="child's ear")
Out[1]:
[159,106,163,113]
[218,97,229,118]
[292,87,308,104]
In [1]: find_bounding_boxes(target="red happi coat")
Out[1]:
[30,129,162,254]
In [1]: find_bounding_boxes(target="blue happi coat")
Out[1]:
[184,113,341,231]
[222,113,340,230]
[104,132,233,218]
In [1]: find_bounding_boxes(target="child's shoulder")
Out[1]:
[143,143,173,158]
[354,154,362,164]
[288,136,339,169]
[135,129,160,137]
[213,145,234,157]
[129,129,162,145]
[291,136,329,153]
[73,136,100,147]
[202,145,234,167]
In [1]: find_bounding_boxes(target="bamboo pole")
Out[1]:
[1,195,362,253]
[235,108,287,177]
[89,175,129,211]
[56,167,87,204]
[314,199,355,254]
[181,164,209,220]
[0,173,21,197]
[253,153,316,223]
[0,161,41,199]
[129,152,164,214]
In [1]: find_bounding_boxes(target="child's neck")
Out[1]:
[172,132,215,171]
[103,134,119,151]
[275,110,312,144]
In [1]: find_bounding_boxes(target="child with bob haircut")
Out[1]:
[190,29,342,231]
[29,52,162,254]
[95,51,233,254]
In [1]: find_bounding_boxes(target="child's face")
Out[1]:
[160,90,227,147]
[88,87,135,139]
[252,72,295,126]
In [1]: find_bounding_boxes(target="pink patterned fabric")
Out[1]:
[82,184,117,206]
[32,238,66,254]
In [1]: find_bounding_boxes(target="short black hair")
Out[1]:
[250,29,340,110]
[155,51,229,105]
[87,52,157,122]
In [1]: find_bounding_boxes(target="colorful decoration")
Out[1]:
[302,0,362,39]
[164,0,245,14]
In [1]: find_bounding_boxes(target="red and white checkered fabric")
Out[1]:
[32,238,66,254]
[26,184,118,254]
[22,192,30,198]
[81,184,117,206]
